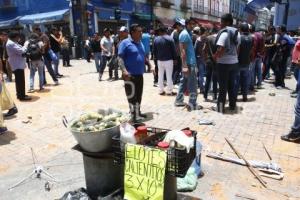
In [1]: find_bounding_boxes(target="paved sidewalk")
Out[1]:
[0,60,299,200]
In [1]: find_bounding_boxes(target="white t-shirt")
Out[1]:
[216,32,241,64]
[100,36,113,57]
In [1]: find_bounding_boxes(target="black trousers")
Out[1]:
[124,75,144,116]
[172,56,182,85]
[13,69,26,99]
[204,64,218,100]
[61,48,70,66]
[263,52,275,80]
[153,59,158,83]
[216,63,238,112]
[274,56,288,87]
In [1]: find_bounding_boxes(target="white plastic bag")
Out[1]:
[120,123,136,144]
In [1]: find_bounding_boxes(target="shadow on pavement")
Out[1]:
[237,97,256,102]
[36,88,51,93]
[4,115,17,120]
[223,106,243,115]
[140,112,155,123]
[20,95,40,103]
[0,131,16,145]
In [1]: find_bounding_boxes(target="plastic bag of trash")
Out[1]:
[58,188,91,200]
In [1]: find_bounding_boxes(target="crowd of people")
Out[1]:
[0,13,300,142]
[0,27,72,134]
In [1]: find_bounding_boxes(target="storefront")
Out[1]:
[19,9,71,36]
[96,7,129,35]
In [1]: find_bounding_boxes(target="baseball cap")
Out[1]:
[119,26,128,32]
[173,17,185,28]
[193,26,201,32]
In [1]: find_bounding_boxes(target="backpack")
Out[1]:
[238,34,253,65]
[27,39,42,61]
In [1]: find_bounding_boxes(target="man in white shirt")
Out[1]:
[99,28,115,81]
[213,13,240,113]
[6,31,31,101]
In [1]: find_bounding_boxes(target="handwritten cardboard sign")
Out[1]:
[124,144,167,200]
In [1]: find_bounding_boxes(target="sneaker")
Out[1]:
[54,81,59,86]
[242,96,248,102]
[166,92,177,96]
[174,102,186,107]
[281,131,300,142]
[291,90,298,95]
[0,127,8,135]
[28,89,34,93]
[4,107,18,118]
[153,83,158,87]
[19,95,32,101]
[138,112,147,118]
[256,85,263,89]
[186,104,203,112]
[291,93,298,98]
[39,87,44,91]
[159,92,166,96]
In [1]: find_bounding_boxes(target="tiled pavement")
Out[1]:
[0,60,299,200]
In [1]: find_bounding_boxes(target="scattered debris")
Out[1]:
[57,188,91,200]
[44,181,52,191]
[22,116,33,124]
[225,138,267,188]
[198,119,215,126]
[269,93,276,96]
[206,152,282,173]
[235,193,256,200]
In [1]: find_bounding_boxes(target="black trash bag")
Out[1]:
[97,188,124,200]
[58,188,91,200]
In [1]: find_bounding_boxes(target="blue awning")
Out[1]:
[19,9,69,24]
[247,0,271,9]
[0,16,21,28]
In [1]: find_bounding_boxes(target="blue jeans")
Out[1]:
[94,52,101,72]
[99,55,111,75]
[252,57,262,86]
[52,52,60,75]
[197,57,205,91]
[292,88,300,133]
[236,65,250,97]
[175,65,198,107]
[292,64,299,92]
[29,60,44,90]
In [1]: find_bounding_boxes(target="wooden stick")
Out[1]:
[225,138,267,188]
[262,142,272,161]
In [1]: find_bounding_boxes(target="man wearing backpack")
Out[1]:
[24,33,44,92]
[213,13,240,113]
[236,23,254,102]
